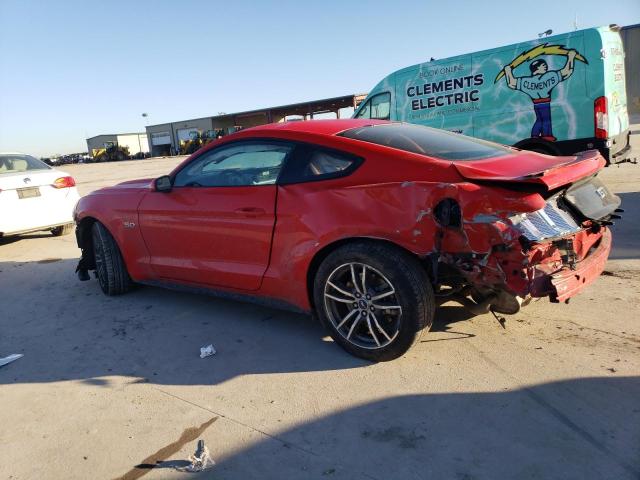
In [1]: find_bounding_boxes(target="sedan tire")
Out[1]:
[92,222,132,296]
[314,241,434,361]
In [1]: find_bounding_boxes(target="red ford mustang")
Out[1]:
[74,119,621,361]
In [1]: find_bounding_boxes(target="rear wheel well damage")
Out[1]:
[306,237,432,310]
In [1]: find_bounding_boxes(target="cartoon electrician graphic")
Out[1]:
[495,44,588,142]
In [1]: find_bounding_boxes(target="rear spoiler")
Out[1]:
[454,150,605,192]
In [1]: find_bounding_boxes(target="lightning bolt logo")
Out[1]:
[494,43,588,83]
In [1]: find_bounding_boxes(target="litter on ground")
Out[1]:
[177,439,215,472]
[200,344,216,358]
[0,354,23,368]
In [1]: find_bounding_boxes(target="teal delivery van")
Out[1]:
[354,26,631,162]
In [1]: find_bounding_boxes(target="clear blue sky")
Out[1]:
[0,0,638,156]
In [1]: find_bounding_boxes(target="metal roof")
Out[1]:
[146,93,368,129]
[86,132,147,141]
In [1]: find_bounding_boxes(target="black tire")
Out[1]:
[313,241,434,361]
[514,141,559,156]
[92,222,132,296]
[51,223,74,236]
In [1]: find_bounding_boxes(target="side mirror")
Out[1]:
[154,175,172,192]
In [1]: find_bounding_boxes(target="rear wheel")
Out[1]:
[92,222,132,295]
[313,242,434,361]
[51,223,74,236]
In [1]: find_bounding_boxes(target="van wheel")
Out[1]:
[514,141,559,156]
[313,242,434,362]
[92,222,132,296]
[529,147,553,155]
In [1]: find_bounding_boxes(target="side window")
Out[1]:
[354,92,391,120]
[305,150,352,176]
[370,92,391,120]
[173,141,293,187]
[279,145,362,184]
[355,100,371,119]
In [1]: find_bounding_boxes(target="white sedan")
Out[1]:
[0,153,80,237]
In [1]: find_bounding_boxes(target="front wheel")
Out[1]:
[92,222,132,295]
[313,242,434,361]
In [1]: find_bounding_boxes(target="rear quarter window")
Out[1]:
[339,123,512,161]
[278,145,363,184]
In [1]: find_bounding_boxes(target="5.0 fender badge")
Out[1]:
[123,221,136,229]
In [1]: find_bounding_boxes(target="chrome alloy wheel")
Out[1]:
[323,262,402,350]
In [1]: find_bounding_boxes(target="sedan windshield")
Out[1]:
[339,123,513,161]
[0,154,51,174]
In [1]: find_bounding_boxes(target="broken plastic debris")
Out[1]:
[0,354,23,368]
[200,344,216,358]
[178,440,215,472]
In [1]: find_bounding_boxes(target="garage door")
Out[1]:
[151,132,171,145]
[176,128,200,143]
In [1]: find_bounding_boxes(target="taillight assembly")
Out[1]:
[594,96,608,140]
[52,176,76,188]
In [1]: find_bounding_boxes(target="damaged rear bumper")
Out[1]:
[440,223,613,313]
[524,227,612,303]
[448,227,613,313]
[543,228,611,302]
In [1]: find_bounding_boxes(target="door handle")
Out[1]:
[234,207,266,217]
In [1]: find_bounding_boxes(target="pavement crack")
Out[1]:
[560,319,640,344]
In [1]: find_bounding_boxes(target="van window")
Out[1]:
[339,123,512,161]
[355,92,391,120]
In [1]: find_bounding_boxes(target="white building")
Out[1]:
[86,132,149,159]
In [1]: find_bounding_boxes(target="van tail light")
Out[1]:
[594,96,608,140]
[52,176,76,189]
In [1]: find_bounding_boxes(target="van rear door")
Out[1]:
[602,29,629,138]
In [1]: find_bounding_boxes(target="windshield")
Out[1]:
[0,154,51,174]
[339,123,513,161]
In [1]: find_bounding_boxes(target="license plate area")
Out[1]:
[17,187,41,199]
[563,176,620,220]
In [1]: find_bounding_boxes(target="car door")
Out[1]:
[137,140,294,291]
